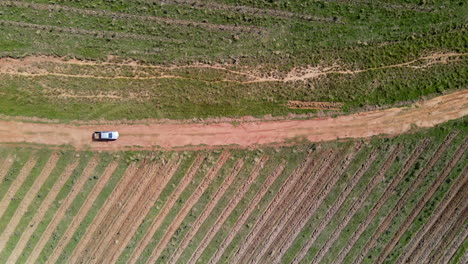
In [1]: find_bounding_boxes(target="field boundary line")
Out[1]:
[0,20,182,43]
[25,156,99,264]
[121,154,205,263]
[183,155,269,264]
[0,155,14,184]
[332,139,431,264]
[5,159,79,264]
[374,138,468,264]
[0,156,37,220]
[168,158,246,264]
[101,158,182,263]
[46,161,119,263]
[79,160,165,263]
[310,144,403,264]
[0,153,59,253]
[396,169,468,263]
[68,162,139,263]
[290,147,379,264]
[438,219,468,264]
[353,132,459,264]
[141,151,231,264]
[229,149,328,264]
[208,161,286,264]
[269,143,367,263]
[252,144,357,264]
[0,1,263,33]
[416,197,468,263]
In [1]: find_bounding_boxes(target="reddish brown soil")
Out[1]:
[7,160,79,264]
[310,145,402,264]
[252,145,352,264]
[267,143,364,263]
[0,90,466,151]
[0,157,37,219]
[291,148,380,264]
[167,159,244,264]
[230,150,325,263]
[46,161,119,264]
[375,139,467,264]
[333,139,431,264]
[26,156,99,264]
[354,132,459,264]
[184,155,269,264]
[208,161,286,264]
[99,159,181,264]
[396,170,468,264]
[141,151,231,264]
[0,153,59,253]
[68,163,140,263]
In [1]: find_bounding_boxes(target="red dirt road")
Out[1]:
[0,90,467,150]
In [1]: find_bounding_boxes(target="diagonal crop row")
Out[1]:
[183,155,270,264]
[208,160,287,264]
[332,139,431,264]
[117,154,206,263]
[46,160,119,263]
[231,149,331,264]
[266,143,365,263]
[396,169,468,264]
[75,160,167,263]
[98,158,182,263]
[133,151,231,264]
[437,216,468,264]
[288,146,379,264]
[0,153,59,253]
[374,138,467,264]
[353,132,460,264]
[146,157,242,264]
[0,155,14,184]
[307,144,403,264]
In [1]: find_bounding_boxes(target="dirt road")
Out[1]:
[0,90,466,151]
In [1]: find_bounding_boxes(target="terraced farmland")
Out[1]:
[0,120,465,263]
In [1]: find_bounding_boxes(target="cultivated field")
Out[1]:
[0,0,466,120]
[0,120,466,263]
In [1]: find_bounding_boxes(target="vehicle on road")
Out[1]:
[93,131,119,141]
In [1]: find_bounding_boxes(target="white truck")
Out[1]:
[93,131,119,141]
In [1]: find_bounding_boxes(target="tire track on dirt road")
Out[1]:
[227,150,320,264]
[406,187,468,264]
[25,156,99,264]
[438,220,468,264]
[332,139,431,264]
[5,159,79,264]
[78,160,165,263]
[208,161,286,264]
[168,158,246,264]
[396,168,468,264]
[374,138,467,264]
[68,162,139,263]
[100,159,182,264]
[254,144,358,264]
[0,153,59,253]
[0,156,37,220]
[119,154,205,263]
[238,149,337,264]
[310,144,403,264]
[0,90,466,151]
[183,155,269,264]
[290,147,379,264]
[353,132,459,264]
[46,161,119,264]
[135,151,230,264]
[268,143,365,263]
